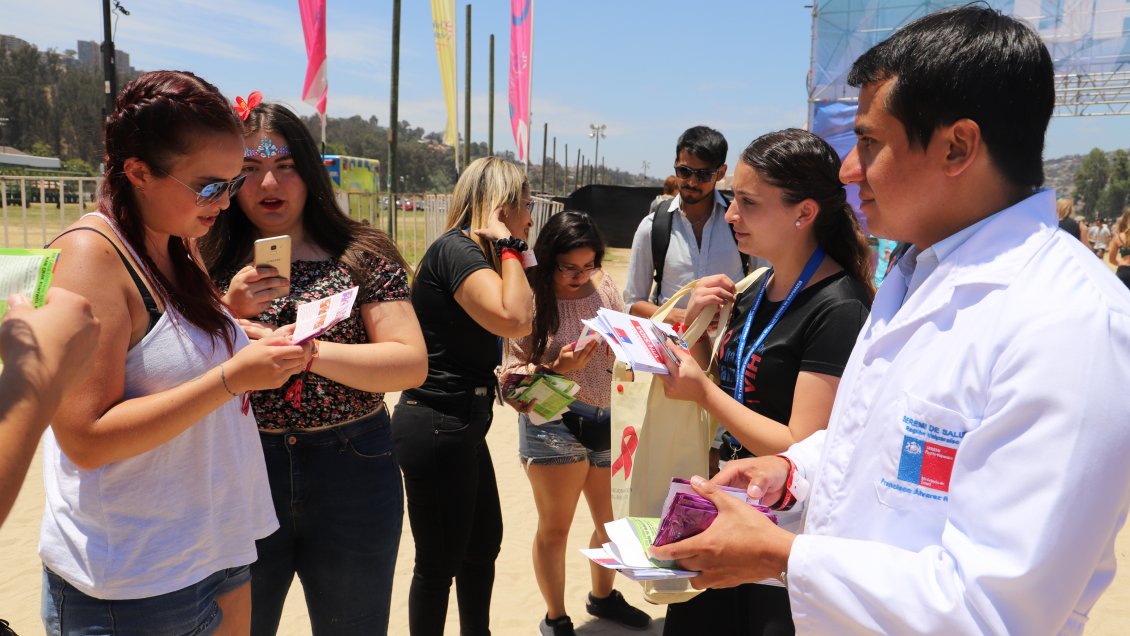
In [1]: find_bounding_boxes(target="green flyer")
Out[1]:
[0,248,61,318]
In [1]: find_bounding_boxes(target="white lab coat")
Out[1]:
[782,190,1130,635]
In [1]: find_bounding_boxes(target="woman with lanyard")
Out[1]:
[658,129,874,635]
[391,156,535,636]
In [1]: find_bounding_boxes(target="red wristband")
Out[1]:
[773,454,799,511]
[500,247,521,262]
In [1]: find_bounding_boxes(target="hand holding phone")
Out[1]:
[253,235,292,282]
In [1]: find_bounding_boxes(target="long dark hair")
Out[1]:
[200,102,409,292]
[100,70,240,351]
[529,211,606,363]
[740,129,875,300]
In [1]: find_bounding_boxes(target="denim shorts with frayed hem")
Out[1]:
[519,401,611,467]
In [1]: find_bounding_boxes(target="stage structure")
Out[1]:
[809,0,1130,158]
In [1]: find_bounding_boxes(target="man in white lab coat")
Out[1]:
[649,6,1130,635]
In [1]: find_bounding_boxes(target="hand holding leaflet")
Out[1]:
[502,373,580,424]
[583,308,687,375]
[0,248,61,318]
[290,286,359,344]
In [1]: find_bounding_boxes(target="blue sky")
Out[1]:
[9,0,1130,177]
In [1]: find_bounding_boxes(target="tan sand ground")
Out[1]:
[2,250,1127,633]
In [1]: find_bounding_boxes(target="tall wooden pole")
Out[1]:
[540,122,548,193]
[488,33,494,156]
[389,0,401,237]
[574,147,581,191]
[463,4,472,169]
[564,143,569,195]
[551,137,557,195]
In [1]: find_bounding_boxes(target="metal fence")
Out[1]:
[1,176,101,249]
[0,175,564,265]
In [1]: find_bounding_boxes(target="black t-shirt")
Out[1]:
[1058,216,1082,242]
[717,270,871,434]
[409,228,499,396]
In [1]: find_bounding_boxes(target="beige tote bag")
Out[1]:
[610,268,768,519]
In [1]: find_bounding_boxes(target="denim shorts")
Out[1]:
[519,401,611,467]
[42,564,250,635]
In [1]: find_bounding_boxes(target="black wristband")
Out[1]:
[492,236,528,255]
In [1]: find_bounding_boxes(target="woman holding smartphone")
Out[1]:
[41,71,311,634]
[201,99,426,636]
[391,156,534,636]
[658,129,874,635]
[500,211,651,636]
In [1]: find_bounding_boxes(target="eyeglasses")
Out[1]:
[556,264,598,279]
[161,171,246,207]
[674,164,720,182]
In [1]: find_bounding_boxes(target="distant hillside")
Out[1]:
[1044,149,1130,198]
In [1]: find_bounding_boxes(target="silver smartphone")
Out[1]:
[253,235,291,280]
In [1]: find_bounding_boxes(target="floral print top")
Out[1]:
[216,252,410,430]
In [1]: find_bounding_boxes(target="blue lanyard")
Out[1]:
[732,246,825,404]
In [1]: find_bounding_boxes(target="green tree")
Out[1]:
[62,158,94,175]
[1074,148,1110,220]
[1097,181,1129,220]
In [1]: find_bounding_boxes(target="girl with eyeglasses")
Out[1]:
[390,156,535,636]
[499,211,651,636]
[657,129,874,636]
[39,71,312,634]
[200,100,427,635]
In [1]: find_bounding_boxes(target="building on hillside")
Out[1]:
[76,40,100,68]
[0,34,31,54]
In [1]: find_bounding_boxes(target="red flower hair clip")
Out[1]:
[234,91,263,121]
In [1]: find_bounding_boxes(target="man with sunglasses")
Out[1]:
[624,126,755,326]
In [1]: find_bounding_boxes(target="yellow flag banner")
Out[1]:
[430,0,459,152]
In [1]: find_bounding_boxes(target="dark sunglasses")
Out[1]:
[674,164,720,182]
[161,171,246,207]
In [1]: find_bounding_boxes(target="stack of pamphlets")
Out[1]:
[577,308,686,375]
[581,478,777,582]
[501,373,580,424]
[0,248,61,318]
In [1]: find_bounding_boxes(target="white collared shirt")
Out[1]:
[623,190,751,308]
[781,189,1130,634]
[899,213,994,304]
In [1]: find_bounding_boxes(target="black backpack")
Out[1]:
[649,194,750,302]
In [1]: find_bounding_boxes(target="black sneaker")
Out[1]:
[586,589,652,630]
[539,614,576,636]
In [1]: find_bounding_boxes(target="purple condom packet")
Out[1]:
[652,493,779,547]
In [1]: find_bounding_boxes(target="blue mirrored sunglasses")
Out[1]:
[161,171,246,207]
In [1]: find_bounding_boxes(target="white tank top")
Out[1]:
[39,216,277,600]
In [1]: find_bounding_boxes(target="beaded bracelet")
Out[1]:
[219,364,240,397]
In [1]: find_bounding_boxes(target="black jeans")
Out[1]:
[251,409,402,636]
[391,391,502,636]
[664,584,794,636]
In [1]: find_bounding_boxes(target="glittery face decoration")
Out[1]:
[244,136,290,159]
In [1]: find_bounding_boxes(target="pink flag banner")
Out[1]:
[298,0,328,143]
[508,0,532,161]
